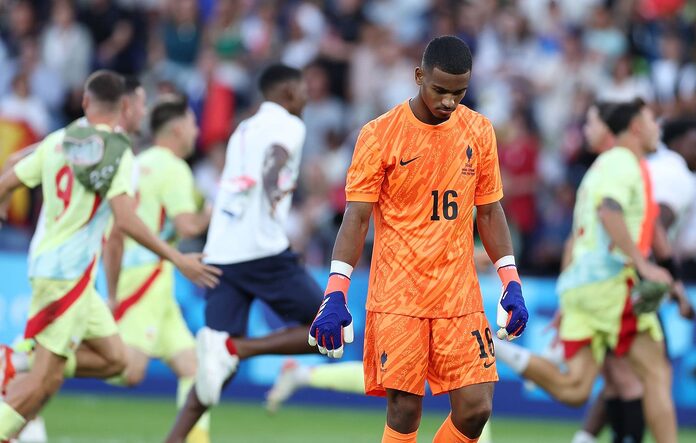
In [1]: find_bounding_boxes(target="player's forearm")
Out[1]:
[658,203,676,232]
[0,170,22,213]
[111,195,183,265]
[652,219,672,261]
[103,228,125,301]
[174,212,210,239]
[476,201,515,263]
[331,202,372,268]
[598,198,644,264]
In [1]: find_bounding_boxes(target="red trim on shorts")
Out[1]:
[24,258,97,339]
[562,277,638,360]
[562,338,592,360]
[113,261,164,321]
[615,277,637,357]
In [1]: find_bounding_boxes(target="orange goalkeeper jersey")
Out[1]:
[346,101,503,318]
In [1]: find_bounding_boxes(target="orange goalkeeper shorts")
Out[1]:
[363,310,499,396]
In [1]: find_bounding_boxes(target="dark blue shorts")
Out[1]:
[204,249,324,337]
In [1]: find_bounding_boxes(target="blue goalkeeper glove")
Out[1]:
[308,273,354,358]
[495,256,529,341]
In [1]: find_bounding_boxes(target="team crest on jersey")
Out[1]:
[380,351,388,371]
[62,135,105,166]
[461,145,475,176]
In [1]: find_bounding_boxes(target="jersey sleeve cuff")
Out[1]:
[14,169,37,188]
[345,192,379,202]
[474,189,503,206]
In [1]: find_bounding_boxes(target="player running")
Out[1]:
[495,98,679,443]
[164,64,324,443]
[104,95,212,443]
[307,35,528,442]
[0,74,148,443]
[0,70,220,441]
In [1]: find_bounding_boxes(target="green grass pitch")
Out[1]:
[41,394,696,442]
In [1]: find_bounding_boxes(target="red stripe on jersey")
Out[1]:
[85,194,103,226]
[615,277,638,357]
[159,206,166,232]
[24,258,97,339]
[113,261,164,321]
[637,160,658,257]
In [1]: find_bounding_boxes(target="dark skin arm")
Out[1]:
[331,201,374,266]
[658,203,676,232]
[653,206,695,319]
[476,201,515,263]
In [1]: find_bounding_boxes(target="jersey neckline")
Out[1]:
[401,100,461,131]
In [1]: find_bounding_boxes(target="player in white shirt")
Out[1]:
[651,120,696,269]
[165,64,324,443]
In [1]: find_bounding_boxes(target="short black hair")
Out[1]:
[662,118,696,147]
[422,35,472,75]
[596,98,646,136]
[258,64,302,96]
[124,76,142,95]
[150,95,189,135]
[85,70,125,106]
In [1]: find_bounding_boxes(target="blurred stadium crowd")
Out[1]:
[1,0,696,275]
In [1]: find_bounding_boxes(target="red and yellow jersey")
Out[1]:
[346,101,503,318]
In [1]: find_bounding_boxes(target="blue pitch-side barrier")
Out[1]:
[1,251,695,426]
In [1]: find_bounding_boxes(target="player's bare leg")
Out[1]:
[627,333,676,443]
[495,340,600,406]
[384,389,422,441]
[167,348,211,443]
[165,388,209,443]
[166,325,316,442]
[573,393,606,443]
[232,326,315,359]
[574,354,645,443]
[0,344,65,439]
[72,335,127,378]
[439,382,493,440]
[603,354,644,442]
[114,346,150,386]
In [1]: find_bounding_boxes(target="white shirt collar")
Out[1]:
[259,101,289,115]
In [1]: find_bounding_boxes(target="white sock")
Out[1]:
[571,430,597,443]
[11,352,29,372]
[294,365,312,385]
[494,338,531,374]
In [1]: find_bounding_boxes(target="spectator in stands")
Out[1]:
[301,60,345,162]
[80,0,136,72]
[1,0,37,58]
[0,71,50,136]
[598,53,655,103]
[41,0,93,90]
[651,30,696,117]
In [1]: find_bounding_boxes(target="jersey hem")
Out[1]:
[365,307,485,319]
